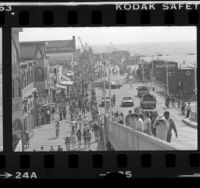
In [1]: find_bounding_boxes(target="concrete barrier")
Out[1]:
[190,110,197,122]
[105,120,177,151]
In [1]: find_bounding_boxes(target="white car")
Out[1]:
[121,97,134,107]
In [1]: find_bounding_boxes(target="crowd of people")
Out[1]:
[165,95,192,119]
[112,107,178,143]
[31,87,104,152]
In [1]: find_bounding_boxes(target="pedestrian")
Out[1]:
[63,105,66,119]
[134,113,144,132]
[181,101,186,115]
[129,113,137,130]
[143,111,152,135]
[46,107,51,124]
[70,121,76,136]
[112,95,116,106]
[50,146,54,151]
[83,125,87,148]
[165,95,170,108]
[186,102,191,118]
[51,106,55,120]
[64,136,71,151]
[40,146,44,151]
[59,107,63,121]
[118,112,124,125]
[154,115,169,141]
[125,110,132,127]
[76,129,82,148]
[24,131,29,148]
[41,109,45,125]
[54,121,60,138]
[57,145,63,151]
[93,121,99,142]
[150,112,157,137]
[163,111,178,143]
[86,129,92,149]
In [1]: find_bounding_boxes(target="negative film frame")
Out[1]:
[0,0,199,179]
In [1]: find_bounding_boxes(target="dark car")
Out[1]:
[137,86,149,98]
[121,97,134,107]
[105,81,119,89]
[140,94,157,109]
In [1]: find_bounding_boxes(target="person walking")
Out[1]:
[51,106,55,120]
[64,136,71,151]
[112,95,116,107]
[63,105,66,119]
[143,111,152,135]
[163,111,178,143]
[59,107,63,121]
[54,121,60,138]
[118,112,124,125]
[93,121,99,142]
[40,146,44,151]
[50,146,55,151]
[186,102,191,118]
[125,110,132,127]
[86,129,92,150]
[57,145,63,151]
[155,115,169,141]
[46,107,51,124]
[181,101,186,115]
[134,113,144,132]
[76,129,82,148]
[24,131,29,148]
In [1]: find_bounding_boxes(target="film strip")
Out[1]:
[0,0,199,179]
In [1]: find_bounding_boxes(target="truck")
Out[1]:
[140,94,157,109]
[137,86,149,98]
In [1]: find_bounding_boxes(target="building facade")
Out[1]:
[12,28,24,151]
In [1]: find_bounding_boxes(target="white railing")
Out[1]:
[105,120,177,151]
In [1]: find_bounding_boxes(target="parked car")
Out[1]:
[137,86,149,97]
[115,81,123,88]
[140,94,157,109]
[121,97,134,107]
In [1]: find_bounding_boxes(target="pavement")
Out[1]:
[96,73,197,150]
[25,107,104,152]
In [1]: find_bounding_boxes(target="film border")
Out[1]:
[0,2,199,179]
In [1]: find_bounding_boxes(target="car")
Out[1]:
[137,86,149,98]
[105,81,119,89]
[140,94,157,109]
[99,97,111,107]
[121,97,134,107]
[115,81,123,88]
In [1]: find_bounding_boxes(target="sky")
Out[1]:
[19,27,196,46]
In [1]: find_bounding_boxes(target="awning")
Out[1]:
[22,88,38,99]
[55,84,67,89]
[60,80,73,86]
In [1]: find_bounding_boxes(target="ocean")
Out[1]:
[92,41,197,68]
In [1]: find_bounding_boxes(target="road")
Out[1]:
[96,73,197,150]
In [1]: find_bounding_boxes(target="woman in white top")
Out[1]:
[143,111,152,135]
[155,115,169,141]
